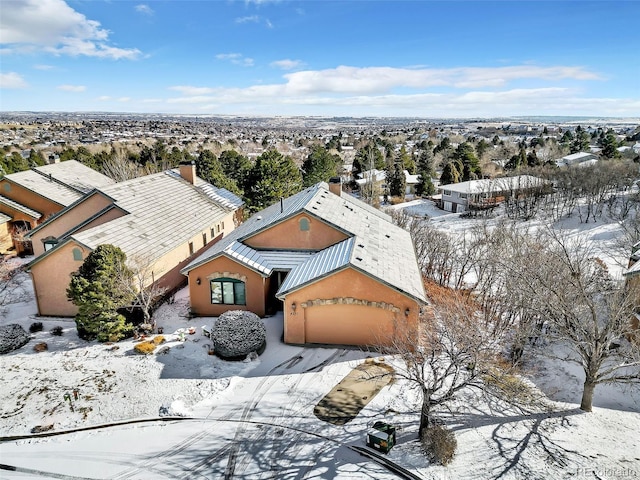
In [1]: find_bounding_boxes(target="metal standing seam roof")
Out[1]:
[165,170,244,210]
[276,237,354,296]
[70,172,235,260]
[0,195,42,219]
[183,182,427,303]
[0,212,11,224]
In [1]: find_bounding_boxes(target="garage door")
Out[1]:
[304,304,395,346]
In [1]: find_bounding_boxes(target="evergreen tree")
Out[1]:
[601,132,621,159]
[570,126,590,154]
[416,149,435,196]
[453,142,481,180]
[398,145,415,174]
[440,162,460,185]
[195,150,241,195]
[218,149,253,188]
[301,145,341,187]
[385,160,406,198]
[67,245,135,342]
[245,149,303,211]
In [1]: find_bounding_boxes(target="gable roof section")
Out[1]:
[69,171,240,260]
[182,183,426,303]
[4,160,115,207]
[0,212,11,224]
[0,195,42,219]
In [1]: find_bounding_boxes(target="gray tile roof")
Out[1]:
[0,195,42,219]
[182,183,426,303]
[71,171,238,260]
[5,160,115,207]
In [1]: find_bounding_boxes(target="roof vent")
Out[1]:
[355,257,363,261]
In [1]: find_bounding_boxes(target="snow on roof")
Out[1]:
[3,160,115,207]
[438,175,547,195]
[182,182,426,304]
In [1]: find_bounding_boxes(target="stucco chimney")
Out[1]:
[328,177,342,197]
[179,161,196,185]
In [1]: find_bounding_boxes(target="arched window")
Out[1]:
[299,217,310,231]
[210,277,246,305]
[3,183,10,193]
[72,247,83,261]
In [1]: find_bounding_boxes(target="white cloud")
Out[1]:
[0,72,28,89]
[265,19,274,29]
[57,84,86,92]
[235,15,260,24]
[97,95,111,101]
[117,97,130,102]
[0,0,141,60]
[135,4,154,15]
[215,53,254,67]
[33,64,55,70]
[270,59,302,70]
[169,86,216,95]
[279,65,602,95]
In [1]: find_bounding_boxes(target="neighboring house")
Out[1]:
[356,169,420,196]
[0,160,115,253]
[26,163,243,317]
[555,152,598,168]
[181,179,427,347]
[438,175,547,213]
[355,169,387,190]
[633,143,640,154]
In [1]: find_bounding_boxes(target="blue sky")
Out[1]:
[1,0,639,117]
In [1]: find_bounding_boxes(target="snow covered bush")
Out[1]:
[50,326,64,336]
[0,324,30,354]
[421,424,457,465]
[152,335,165,345]
[212,310,266,359]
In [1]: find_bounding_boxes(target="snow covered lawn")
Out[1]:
[1,202,639,480]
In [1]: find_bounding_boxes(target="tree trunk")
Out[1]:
[419,394,431,438]
[580,379,596,412]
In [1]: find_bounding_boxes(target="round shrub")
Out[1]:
[29,322,44,333]
[133,341,156,355]
[421,424,457,466]
[152,335,165,345]
[50,326,64,336]
[212,310,266,359]
[33,342,48,352]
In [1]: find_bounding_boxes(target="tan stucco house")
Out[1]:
[181,179,427,347]
[0,160,115,253]
[26,163,243,317]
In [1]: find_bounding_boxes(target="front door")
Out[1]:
[266,270,288,314]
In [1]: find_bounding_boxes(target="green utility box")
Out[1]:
[366,421,396,454]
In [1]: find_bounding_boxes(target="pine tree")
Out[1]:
[302,145,341,187]
[416,150,436,196]
[67,245,135,342]
[440,162,460,185]
[245,149,303,211]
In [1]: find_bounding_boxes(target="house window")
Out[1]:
[210,278,246,305]
[221,221,225,230]
[43,238,58,251]
[299,217,310,231]
[189,242,194,255]
[3,183,10,193]
[72,247,83,261]
[216,224,220,233]
[210,228,215,238]
[443,190,452,196]
[460,193,468,199]
[202,232,207,245]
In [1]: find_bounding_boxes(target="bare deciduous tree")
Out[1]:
[119,253,168,328]
[389,282,529,436]
[504,229,640,411]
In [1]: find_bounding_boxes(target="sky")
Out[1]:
[0,0,639,118]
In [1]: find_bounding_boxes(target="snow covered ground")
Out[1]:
[1,203,639,479]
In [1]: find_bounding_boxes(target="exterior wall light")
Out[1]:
[291,302,297,313]
[196,277,201,285]
[405,308,410,317]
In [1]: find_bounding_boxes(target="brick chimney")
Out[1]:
[179,161,196,185]
[328,177,342,197]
